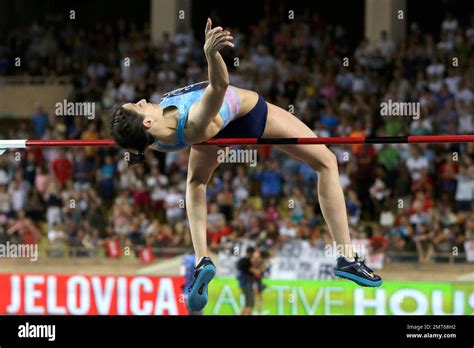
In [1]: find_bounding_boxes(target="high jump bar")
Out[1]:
[0,135,471,150]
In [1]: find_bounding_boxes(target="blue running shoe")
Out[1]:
[187,257,216,311]
[334,254,382,287]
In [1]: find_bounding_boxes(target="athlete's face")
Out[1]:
[122,99,163,131]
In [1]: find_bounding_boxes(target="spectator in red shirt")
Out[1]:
[438,153,458,193]
[410,192,433,213]
[370,228,389,253]
[352,144,377,217]
[52,149,73,186]
[411,168,433,196]
[6,210,41,244]
[211,224,232,245]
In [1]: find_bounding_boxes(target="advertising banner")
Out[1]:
[204,278,474,315]
[0,273,187,315]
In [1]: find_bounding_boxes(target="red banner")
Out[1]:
[105,239,122,258]
[139,247,156,264]
[0,274,188,315]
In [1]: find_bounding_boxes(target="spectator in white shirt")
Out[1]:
[406,147,429,181]
[441,13,458,40]
[376,31,395,60]
[279,217,297,240]
[9,179,29,213]
[444,68,461,94]
[437,33,454,53]
[164,186,184,226]
[426,57,445,77]
[48,222,66,257]
[455,79,473,106]
[455,161,474,210]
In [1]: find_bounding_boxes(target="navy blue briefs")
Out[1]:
[213,95,268,139]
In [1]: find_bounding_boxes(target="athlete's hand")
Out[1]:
[204,18,234,56]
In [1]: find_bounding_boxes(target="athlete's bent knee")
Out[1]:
[187,177,208,188]
[311,149,338,172]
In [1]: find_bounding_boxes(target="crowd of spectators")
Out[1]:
[0,10,472,264]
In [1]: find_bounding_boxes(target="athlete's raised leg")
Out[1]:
[262,102,382,287]
[263,103,354,257]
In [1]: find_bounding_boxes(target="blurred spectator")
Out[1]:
[236,246,257,315]
[73,150,94,190]
[6,210,41,244]
[406,147,429,181]
[455,158,474,211]
[251,248,269,314]
[390,216,414,254]
[256,159,282,200]
[164,185,184,226]
[31,103,49,138]
[376,31,395,60]
[279,217,297,241]
[97,154,116,200]
[370,227,389,253]
[414,223,434,263]
[48,222,66,257]
[52,149,73,186]
[44,180,62,227]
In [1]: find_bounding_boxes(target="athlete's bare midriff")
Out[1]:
[187,86,260,144]
[232,86,259,116]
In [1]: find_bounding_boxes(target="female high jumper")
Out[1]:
[110,19,382,311]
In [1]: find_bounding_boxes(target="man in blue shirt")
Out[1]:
[256,160,282,199]
[31,103,49,138]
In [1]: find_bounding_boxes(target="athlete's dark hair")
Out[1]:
[110,107,155,166]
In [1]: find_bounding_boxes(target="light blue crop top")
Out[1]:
[155,81,241,151]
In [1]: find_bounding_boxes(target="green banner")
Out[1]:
[204,278,474,315]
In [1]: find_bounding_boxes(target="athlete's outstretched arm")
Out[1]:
[189,18,234,131]
[186,145,221,261]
